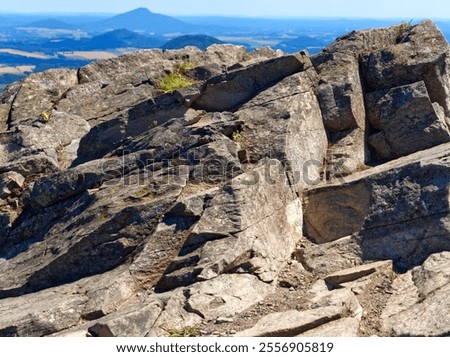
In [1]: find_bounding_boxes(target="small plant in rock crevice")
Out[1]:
[158,61,198,94]
[232,131,242,142]
[40,111,52,122]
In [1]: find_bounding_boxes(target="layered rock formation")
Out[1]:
[1,21,450,337]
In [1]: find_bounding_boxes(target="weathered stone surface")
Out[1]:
[148,289,203,337]
[87,299,164,337]
[236,69,328,191]
[325,129,367,177]
[30,171,100,209]
[236,306,344,337]
[0,171,24,199]
[318,24,404,55]
[18,111,90,166]
[299,317,360,337]
[118,65,325,293]
[314,53,365,132]
[361,21,450,106]
[9,69,78,127]
[80,270,136,321]
[64,46,282,164]
[0,80,22,133]
[0,104,9,133]
[185,274,274,320]
[313,20,450,177]
[0,288,87,337]
[367,81,450,160]
[155,160,302,290]
[313,35,373,177]
[0,153,59,177]
[0,267,135,337]
[304,142,450,271]
[299,235,363,275]
[382,252,450,336]
[306,280,363,319]
[192,53,311,112]
[304,182,371,244]
[325,261,393,288]
[0,166,186,298]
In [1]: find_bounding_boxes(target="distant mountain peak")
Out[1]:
[112,8,154,19]
[130,7,153,14]
[93,7,195,34]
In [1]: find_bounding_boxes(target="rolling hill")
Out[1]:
[42,29,163,51]
[162,35,224,50]
[24,19,76,30]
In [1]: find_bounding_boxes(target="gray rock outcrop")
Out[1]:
[0,20,450,337]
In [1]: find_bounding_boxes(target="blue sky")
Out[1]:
[1,0,449,19]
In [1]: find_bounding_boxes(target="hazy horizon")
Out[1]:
[0,0,449,20]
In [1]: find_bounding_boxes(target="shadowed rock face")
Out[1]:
[1,21,450,337]
[312,20,450,177]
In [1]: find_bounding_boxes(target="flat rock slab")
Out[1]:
[185,274,274,321]
[236,306,344,337]
[299,317,360,337]
[325,261,392,288]
[304,142,450,271]
[192,53,310,112]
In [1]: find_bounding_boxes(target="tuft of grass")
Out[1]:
[232,131,242,142]
[166,326,199,337]
[340,307,354,318]
[40,111,52,122]
[178,60,196,72]
[99,214,110,222]
[131,187,150,199]
[396,22,410,42]
[158,72,197,93]
[158,61,198,94]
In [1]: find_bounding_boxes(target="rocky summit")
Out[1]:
[1,21,450,337]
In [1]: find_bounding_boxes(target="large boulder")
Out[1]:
[303,142,450,271]
[382,252,450,336]
[367,81,450,159]
[313,20,450,177]
[0,267,135,337]
[154,160,302,290]
[8,69,78,128]
[236,69,328,191]
[192,53,311,112]
[311,24,406,177]
[362,21,450,160]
